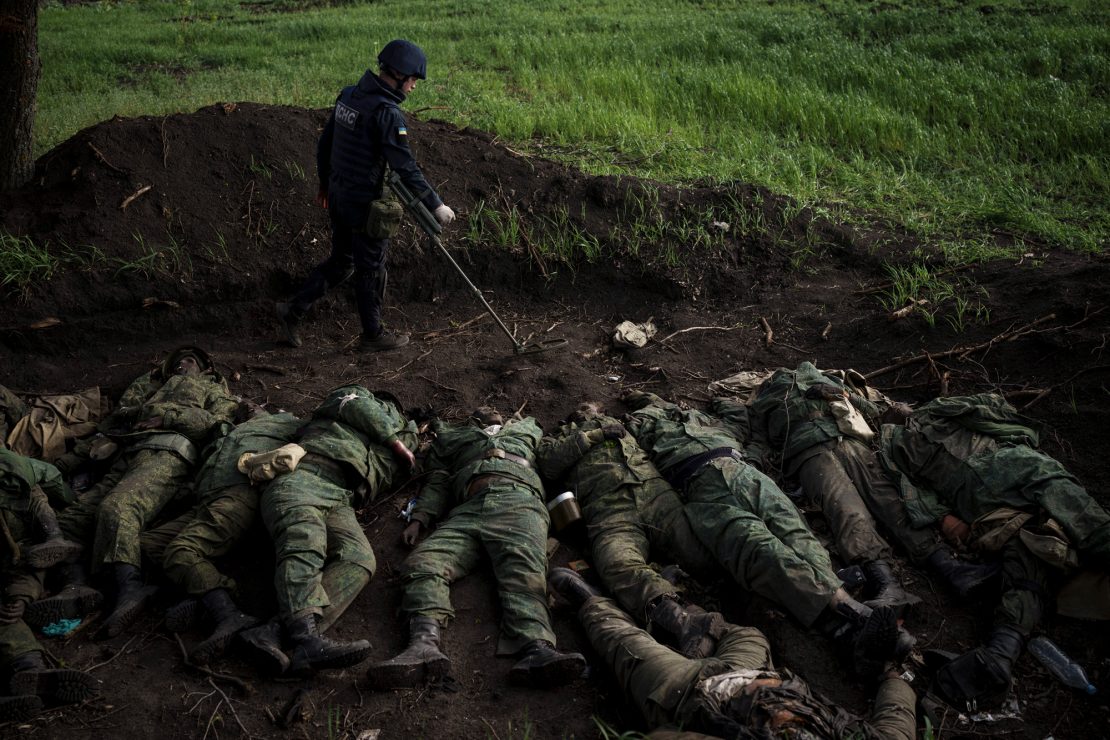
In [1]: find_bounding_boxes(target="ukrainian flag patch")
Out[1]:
[398,126,408,136]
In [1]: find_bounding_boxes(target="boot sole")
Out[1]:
[236,632,291,675]
[96,586,158,640]
[10,669,98,704]
[165,598,202,633]
[24,587,104,629]
[508,653,586,688]
[24,541,84,570]
[0,694,43,721]
[292,641,373,674]
[190,615,261,665]
[366,655,450,689]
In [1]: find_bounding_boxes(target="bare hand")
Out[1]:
[940,514,971,546]
[315,187,329,210]
[134,416,164,430]
[390,439,416,470]
[401,521,423,547]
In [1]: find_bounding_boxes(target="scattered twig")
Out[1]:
[408,105,451,115]
[1019,364,1110,410]
[207,677,252,738]
[174,633,251,694]
[514,401,528,419]
[87,142,126,175]
[659,324,743,343]
[85,635,138,672]
[417,375,460,394]
[759,317,774,348]
[374,349,433,379]
[420,313,489,340]
[245,364,285,375]
[820,322,832,341]
[120,185,152,210]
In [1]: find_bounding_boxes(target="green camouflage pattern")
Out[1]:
[0,448,73,513]
[0,620,41,669]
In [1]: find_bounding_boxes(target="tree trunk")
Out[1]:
[0,0,41,191]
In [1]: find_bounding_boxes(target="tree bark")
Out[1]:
[0,0,41,191]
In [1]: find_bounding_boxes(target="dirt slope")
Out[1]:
[1,103,1108,739]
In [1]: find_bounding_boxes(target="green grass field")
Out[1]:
[34,0,1110,254]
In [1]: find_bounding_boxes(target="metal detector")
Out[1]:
[387,172,568,356]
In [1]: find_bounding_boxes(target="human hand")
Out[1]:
[433,204,455,225]
[401,521,424,547]
[315,187,329,210]
[940,514,971,546]
[389,439,416,470]
[134,416,164,430]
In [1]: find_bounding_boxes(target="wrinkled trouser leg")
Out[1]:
[401,508,483,625]
[56,460,125,546]
[316,504,375,632]
[637,477,720,579]
[579,595,770,729]
[582,486,675,621]
[289,203,356,315]
[869,677,917,740]
[479,486,556,655]
[797,444,892,564]
[0,620,41,670]
[832,439,939,562]
[995,538,1055,634]
[92,449,191,570]
[139,509,192,569]
[163,485,259,596]
[685,460,840,627]
[261,471,347,620]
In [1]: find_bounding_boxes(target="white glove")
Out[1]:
[433,204,456,225]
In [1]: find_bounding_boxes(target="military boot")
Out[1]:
[23,562,103,630]
[508,640,586,688]
[276,302,304,348]
[8,651,98,705]
[286,613,371,676]
[237,618,290,675]
[359,331,410,353]
[0,694,43,721]
[23,505,83,570]
[926,548,1001,598]
[647,595,727,659]
[818,592,901,678]
[861,560,922,615]
[366,616,451,689]
[547,567,602,609]
[96,563,157,639]
[189,589,260,665]
[165,597,203,634]
[934,624,1025,706]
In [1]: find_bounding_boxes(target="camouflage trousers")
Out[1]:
[579,595,770,729]
[683,457,842,627]
[91,448,191,570]
[796,438,938,564]
[162,484,259,596]
[0,620,40,670]
[261,468,375,620]
[401,482,554,655]
[995,537,1057,635]
[581,476,716,621]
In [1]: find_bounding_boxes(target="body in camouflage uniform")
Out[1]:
[537,411,715,621]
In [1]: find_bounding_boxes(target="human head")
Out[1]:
[378,39,427,93]
[161,346,213,379]
[235,398,268,423]
[471,406,503,427]
[568,402,603,424]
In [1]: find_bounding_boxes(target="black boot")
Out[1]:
[508,640,586,688]
[189,589,259,665]
[8,651,98,705]
[24,562,103,630]
[818,594,901,678]
[165,597,203,634]
[276,302,304,348]
[0,695,43,721]
[285,613,371,676]
[934,624,1025,706]
[547,567,602,609]
[925,548,1001,598]
[96,563,157,639]
[237,618,290,675]
[647,596,727,659]
[24,533,83,571]
[861,560,922,615]
[366,616,451,689]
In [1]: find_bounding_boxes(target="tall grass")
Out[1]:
[34,0,1110,254]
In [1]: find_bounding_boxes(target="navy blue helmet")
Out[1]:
[378,39,427,80]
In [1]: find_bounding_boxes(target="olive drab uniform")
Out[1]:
[162,412,303,597]
[878,393,1110,632]
[92,364,237,571]
[577,595,915,739]
[735,362,939,564]
[403,417,556,655]
[624,393,842,627]
[261,386,417,621]
[536,414,715,620]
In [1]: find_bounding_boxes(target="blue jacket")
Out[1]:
[317,70,443,210]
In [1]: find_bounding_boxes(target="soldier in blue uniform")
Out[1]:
[278,39,455,352]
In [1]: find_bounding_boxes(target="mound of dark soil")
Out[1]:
[1,103,1108,739]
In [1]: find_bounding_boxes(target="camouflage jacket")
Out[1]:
[623,393,747,477]
[0,447,73,512]
[192,412,303,499]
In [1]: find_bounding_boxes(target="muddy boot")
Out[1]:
[237,618,290,675]
[818,592,900,679]
[0,694,42,721]
[189,589,260,665]
[24,488,84,569]
[647,595,727,659]
[861,560,922,615]
[96,563,157,640]
[286,613,371,676]
[508,640,586,688]
[8,651,98,705]
[926,548,1001,598]
[366,616,450,689]
[165,597,203,634]
[934,624,1025,706]
[276,302,304,348]
[547,567,602,609]
[359,331,410,353]
[24,563,103,630]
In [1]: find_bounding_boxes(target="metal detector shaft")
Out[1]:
[387,172,527,353]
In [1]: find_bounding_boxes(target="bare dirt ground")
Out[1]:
[1,102,1108,739]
